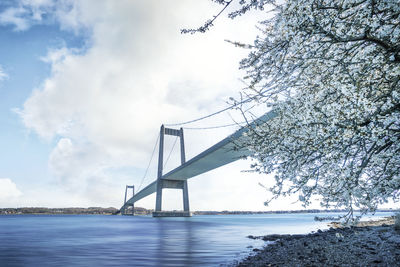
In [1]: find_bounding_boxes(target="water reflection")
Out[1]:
[156,219,194,266]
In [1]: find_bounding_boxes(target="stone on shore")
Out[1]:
[236,217,400,266]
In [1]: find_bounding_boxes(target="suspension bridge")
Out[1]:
[120,110,277,217]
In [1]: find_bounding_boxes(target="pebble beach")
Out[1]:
[235,217,400,266]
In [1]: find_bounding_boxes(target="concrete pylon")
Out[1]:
[153,125,191,217]
[123,185,135,215]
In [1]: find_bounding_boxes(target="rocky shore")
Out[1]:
[236,217,400,266]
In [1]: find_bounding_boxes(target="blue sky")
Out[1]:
[0,1,86,206]
[0,0,277,211]
[1,19,86,168]
[3,0,392,212]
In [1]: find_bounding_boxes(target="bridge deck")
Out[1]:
[122,111,277,209]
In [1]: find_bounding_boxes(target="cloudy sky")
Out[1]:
[0,0,322,211]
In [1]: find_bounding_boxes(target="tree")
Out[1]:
[187,0,400,222]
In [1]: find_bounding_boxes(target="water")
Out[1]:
[0,212,393,266]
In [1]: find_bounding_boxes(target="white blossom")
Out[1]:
[224,0,399,222]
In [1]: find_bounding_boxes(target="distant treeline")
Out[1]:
[0,207,150,215]
[1,207,397,216]
[191,209,399,215]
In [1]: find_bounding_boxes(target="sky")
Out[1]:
[0,0,366,212]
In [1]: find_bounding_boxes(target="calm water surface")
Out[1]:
[0,212,393,266]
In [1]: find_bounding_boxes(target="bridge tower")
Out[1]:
[153,125,191,217]
[122,185,135,215]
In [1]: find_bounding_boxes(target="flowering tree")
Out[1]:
[187,0,400,221]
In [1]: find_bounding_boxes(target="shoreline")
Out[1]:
[1,207,397,216]
[235,216,400,266]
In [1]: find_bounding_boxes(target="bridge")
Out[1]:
[120,110,277,217]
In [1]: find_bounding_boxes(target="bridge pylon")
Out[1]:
[153,125,191,217]
[122,185,135,215]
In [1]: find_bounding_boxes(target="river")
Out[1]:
[0,212,393,266]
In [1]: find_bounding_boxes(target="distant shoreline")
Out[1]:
[1,207,397,216]
[0,207,121,215]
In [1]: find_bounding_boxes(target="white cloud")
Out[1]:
[0,178,23,207]
[0,65,7,81]
[18,1,279,210]
[0,7,30,31]
[0,0,77,32]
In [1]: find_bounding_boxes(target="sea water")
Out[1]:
[0,212,393,266]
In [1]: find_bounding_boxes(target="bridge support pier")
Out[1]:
[153,125,192,217]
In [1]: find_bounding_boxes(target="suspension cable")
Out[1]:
[164,97,254,127]
[183,121,248,130]
[137,133,160,192]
